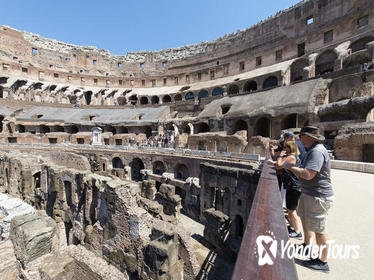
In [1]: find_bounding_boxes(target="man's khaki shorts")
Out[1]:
[297,193,334,234]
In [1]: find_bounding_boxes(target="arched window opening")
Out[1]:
[263,76,278,89]
[228,84,239,95]
[84,91,92,105]
[17,124,25,133]
[40,125,50,134]
[54,125,64,132]
[162,95,172,103]
[194,123,209,134]
[131,158,145,181]
[129,95,138,105]
[290,59,309,82]
[349,36,374,53]
[281,114,298,130]
[315,50,337,76]
[104,126,116,135]
[153,161,166,175]
[66,125,79,134]
[212,87,224,96]
[117,126,128,134]
[112,157,124,169]
[174,164,189,181]
[233,120,247,134]
[255,117,271,137]
[198,90,209,99]
[117,97,127,105]
[151,96,160,104]
[144,126,152,138]
[140,96,149,105]
[243,81,257,92]
[185,92,195,100]
[174,94,182,102]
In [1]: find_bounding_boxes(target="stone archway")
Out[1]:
[290,58,309,82]
[243,80,257,92]
[228,84,239,95]
[315,50,337,76]
[254,117,271,137]
[263,76,278,89]
[152,161,166,175]
[131,158,145,181]
[112,157,124,169]
[174,163,189,181]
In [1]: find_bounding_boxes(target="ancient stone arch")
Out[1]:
[66,125,79,134]
[174,163,189,180]
[151,96,160,104]
[262,76,278,89]
[140,96,149,105]
[198,89,209,100]
[40,125,50,134]
[112,157,124,169]
[243,80,257,92]
[84,91,93,105]
[290,58,309,82]
[152,161,166,175]
[233,119,248,135]
[162,95,172,103]
[174,94,182,102]
[185,92,195,100]
[130,158,145,181]
[254,117,271,137]
[315,50,338,76]
[194,123,209,134]
[212,87,224,96]
[349,36,374,53]
[281,114,298,130]
[129,95,138,105]
[227,84,239,95]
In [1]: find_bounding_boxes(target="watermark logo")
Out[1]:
[254,233,360,266]
[255,231,277,266]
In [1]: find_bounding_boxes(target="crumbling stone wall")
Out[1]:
[200,163,259,237]
[0,151,200,279]
[334,122,374,162]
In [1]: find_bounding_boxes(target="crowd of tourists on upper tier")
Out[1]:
[269,126,334,273]
[130,133,176,149]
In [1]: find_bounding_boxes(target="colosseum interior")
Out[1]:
[0,0,374,279]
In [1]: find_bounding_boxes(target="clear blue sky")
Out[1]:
[1,0,299,55]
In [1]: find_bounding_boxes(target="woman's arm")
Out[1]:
[276,155,296,168]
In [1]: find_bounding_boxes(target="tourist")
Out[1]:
[275,141,303,239]
[284,126,334,273]
[283,131,306,161]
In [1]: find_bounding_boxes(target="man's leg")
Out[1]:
[300,217,314,245]
[315,232,329,262]
[288,209,300,233]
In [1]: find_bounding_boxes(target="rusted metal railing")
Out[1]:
[232,151,298,280]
